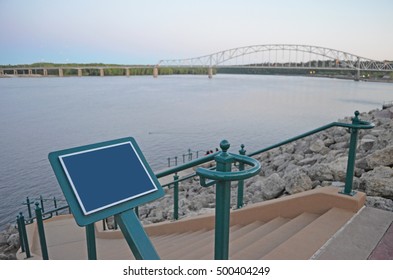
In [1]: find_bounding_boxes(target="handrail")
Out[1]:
[248,116,374,157]
[197,153,261,184]
[17,111,374,260]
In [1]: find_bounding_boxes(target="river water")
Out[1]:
[1,74,392,228]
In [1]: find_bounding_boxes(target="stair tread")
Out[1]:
[262,208,354,260]
[230,217,290,256]
[154,230,208,251]
[177,222,262,260]
[197,221,264,260]
[160,229,215,259]
[232,212,319,259]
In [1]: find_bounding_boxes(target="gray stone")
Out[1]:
[306,163,334,181]
[6,233,19,249]
[327,156,348,181]
[323,137,335,147]
[359,139,375,152]
[298,157,318,166]
[374,108,393,119]
[331,141,349,150]
[359,166,393,199]
[0,233,7,245]
[283,168,313,194]
[356,145,393,170]
[309,139,326,153]
[366,196,393,212]
[272,153,290,171]
[260,173,286,200]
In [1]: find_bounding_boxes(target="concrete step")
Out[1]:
[154,230,206,252]
[262,208,354,259]
[176,222,263,260]
[229,217,290,257]
[197,221,264,260]
[161,229,214,259]
[314,207,393,260]
[231,212,319,259]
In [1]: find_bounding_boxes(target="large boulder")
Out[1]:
[259,173,286,200]
[359,166,393,199]
[309,139,326,153]
[6,233,19,249]
[327,156,348,181]
[306,163,334,182]
[283,168,313,194]
[357,145,393,170]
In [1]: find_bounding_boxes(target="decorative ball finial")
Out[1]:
[220,140,230,152]
[354,110,359,117]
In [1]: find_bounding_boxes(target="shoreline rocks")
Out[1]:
[2,107,392,257]
[0,224,19,260]
[139,107,393,224]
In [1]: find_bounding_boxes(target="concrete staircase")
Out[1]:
[18,186,393,260]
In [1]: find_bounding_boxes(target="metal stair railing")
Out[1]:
[16,111,374,260]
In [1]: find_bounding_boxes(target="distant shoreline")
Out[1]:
[1,73,393,83]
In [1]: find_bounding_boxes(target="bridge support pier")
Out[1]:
[78,69,82,77]
[0,69,3,76]
[126,68,130,77]
[100,68,104,77]
[59,68,63,77]
[208,67,213,79]
[43,69,48,76]
[13,69,18,76]
[28,69,33,76]
[153,67,158,78]
[355,68,360,81]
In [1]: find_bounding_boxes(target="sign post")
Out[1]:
[49,137,164,260]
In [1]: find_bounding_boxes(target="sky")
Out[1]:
[0,0,392,65]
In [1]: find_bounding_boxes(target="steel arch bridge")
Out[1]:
[157,44,393,73]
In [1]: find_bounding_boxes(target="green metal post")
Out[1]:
[40,195,45,213]
[237,144,246,209]
[135,206,139,218]
[17,215,25,253]
[35,203,49,260]
[53,197,58,216]
[173,173,179,220]
[114,216,118,230]
[167,157,170,167]
[343,111,360,195]
[85,223,97,260]
[26,197,32,218]
[19,212,31,258]
[214,140,234,260]
[115,209,160,259]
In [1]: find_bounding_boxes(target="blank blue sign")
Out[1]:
[59,141,158,215]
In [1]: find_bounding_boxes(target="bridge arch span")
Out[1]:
[157,44,393,72]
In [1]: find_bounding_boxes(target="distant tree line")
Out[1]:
[0,62,215,76]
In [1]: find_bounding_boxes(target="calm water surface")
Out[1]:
[1,74,392,228]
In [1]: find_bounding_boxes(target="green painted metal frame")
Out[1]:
[35,203,49,260]
[48,137,164,226]
[196,140,261,260]
[115,209,160,259]
[18,111,374,260]
[48,137,164,260]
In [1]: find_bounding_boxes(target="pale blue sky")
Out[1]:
[0,0,392,65]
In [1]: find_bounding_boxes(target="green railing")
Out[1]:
[167,149,208,167]
[17,111,374,260]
